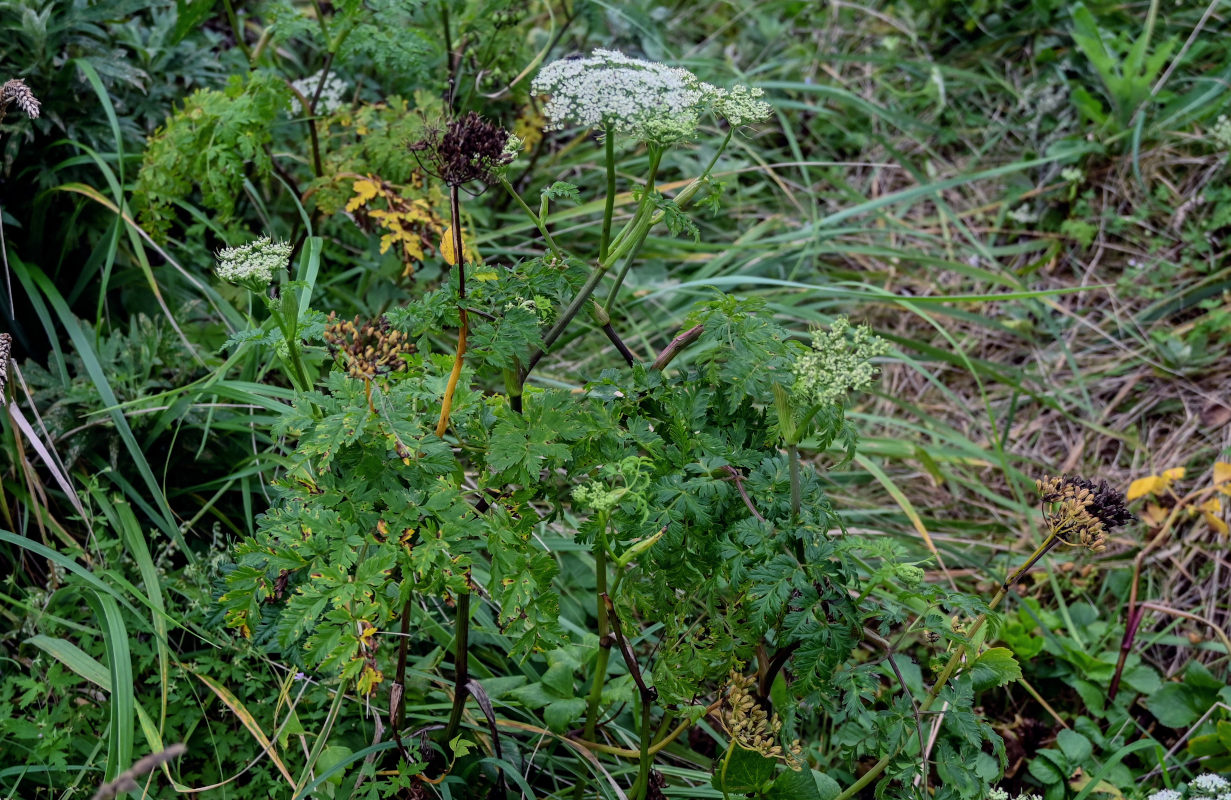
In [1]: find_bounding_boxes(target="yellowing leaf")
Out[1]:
[1142,503,1168,526]
[1199,497,1228,536]
[357,665,383,695]
[1126,467,1186,501]
[441,226,458,266]
[1127,476,1160,501]
[472,269,500,281]
[346,178,380,212]
[1214,461,1231,490]
[514,106,545,151]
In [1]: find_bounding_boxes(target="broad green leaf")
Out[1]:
[969,647,1021,690]
[766,767,821,800]
[1027,749,1066,785]
[1145,684,1203,728]
[714,744,778,793]
[1121,663,1162,696]
[543,698,587,732]
[1056,729,1093,766]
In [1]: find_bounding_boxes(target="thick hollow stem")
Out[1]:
[787,444,802,520]
[603,148,662,315]
[575,528,612,800]
[442,590,471,744]
[598,127,616,262]
[436,187,468,438]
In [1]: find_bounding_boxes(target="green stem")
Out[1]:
[270,307,312,394]
[632,692,654,800]
[576,525,612,800]
[498,177,564,259]
[598,125,616,262]
[832,533,1061,800]
[718,742,735,800]
[442,589,471,744]
[603,147,662,307]
[787,443,802,520]
[221,0,252,63]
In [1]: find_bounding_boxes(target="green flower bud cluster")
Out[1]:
[791,317,888,408]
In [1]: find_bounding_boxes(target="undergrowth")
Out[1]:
[1,1,1229,799]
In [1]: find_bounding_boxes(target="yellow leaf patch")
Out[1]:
[441,225,458,266]
[1126,467,1186,501]
[1215,461,1231,494]
[346,178,380,212]
[1199,497,1228,536]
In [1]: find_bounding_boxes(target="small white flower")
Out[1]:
[1008,203,1037,224]
[291,71,349,115]
[216,236,293,290]
[1211,115,1231,151]
[1193,775,1230,792]
[532,49,770,144]
[1148,790,1183,800]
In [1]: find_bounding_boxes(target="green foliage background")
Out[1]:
[2,0,1230,799]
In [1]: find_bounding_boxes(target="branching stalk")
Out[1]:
[833,532,1062,800]
[497,176,565,259]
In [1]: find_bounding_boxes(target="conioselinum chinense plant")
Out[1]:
[214,49,1130,800]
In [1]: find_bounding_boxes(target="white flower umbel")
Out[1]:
[1147,792,1183,800]
[709,84,773,127]
[1191,774,1230,794]
[291,70,349,116]
[987,789,1041,800]
[532,49,770,144]
[216,236,293,292]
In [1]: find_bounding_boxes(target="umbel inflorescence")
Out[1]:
[322,313,409,379]
[720,671,802,769]
[1148,772,1231,800]
[215,236,293,291]
[1036,475,1134,552]
[1,78,41,120]
[532,49,772,144]
[409,111,518,187]
[791,317,889,408]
